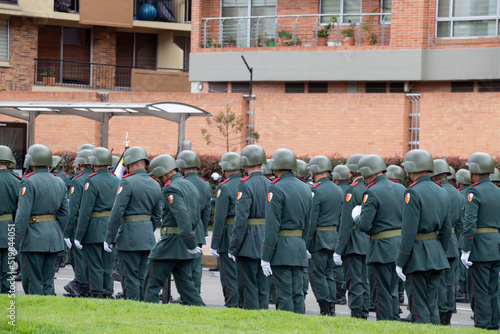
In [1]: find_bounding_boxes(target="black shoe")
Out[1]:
[92,293,104,299]
[58,257,67,268]
[171,297,187,305]
[115,292,124,299]
[64,280,79,297]
[112,265,121,282]
[336,288,347,305]
[269,297,275,304]
[78,283,91,298]
[318,301,330,316]
[439,312,447,326]
[329,302,336,317]
[369,300,375,312]
[104,294,115,299]
[399,308,403,314]
[209,265,219,272]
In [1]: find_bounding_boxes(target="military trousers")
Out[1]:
[368,262,400,321]
[309,249,336,303]
[237,256,268,310]
[272,266,305,314]
[468,260,500,329]
[19,252,58,295]
[342,254,369,318]
[83,243,113,296]
[439,257,458,313]
[192,252,202,293]
[303,268,309,298]
[103,246,115,295]
[405,270,441,324]
[143,258,205,306]
[0,248,10,293]
[118,250,149,301]
[70,243,88,285]
[333,263,344,290]
[218,252,239,308]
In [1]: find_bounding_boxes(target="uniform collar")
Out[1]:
[476,176,491,184]
[318,176,330,183]
[373,174,386,183]
[184,171,198,177]
[414,175,431,183]
[438,179,448,186]
[95,168,108,175]
[278,171,294,179]
[32,167,49,173]
[227,173,241,180]
[248,171,263,177]
[168,172,182,181]
[353,176,363,183]
[131,168,148,175]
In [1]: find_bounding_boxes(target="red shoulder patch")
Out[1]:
[73,174,82,179]
[200,176,207,181]
[266,177,273,181]
[52,173,60,178]
[298,177,307,183]
[472,182,480,186]
[434,181,443,187]
[408,181,418,188]
[219,179,229,185]
[457,187,462,191]
[163,180,172,188]
[110,172,116,176]
[311,182,320,188]
[63,172,68,175]
[390,179,399,183]
[240,176,250,182]
[366,182,376,188]
[150,175,157,181]
[88,173,96,178]
[349,182,358,187]
[271,178,281,184]
[12,174,22,180]
[122,173,131,178]
[23,172,34,178]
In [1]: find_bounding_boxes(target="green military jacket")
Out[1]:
[104,169,162,251]
[389,179,406,195]
[439,179,464,259]
[336,177,368,256]
[53,170,70,187]
[15,168,69,252]
[337,181,349,194]
[75,169,119,244]
[64,168,92,239]
[462,177,500,262]
[183,172,211,246]
[459,185,470,196]
[149,172,199,260]
[261,172,312,267]
[307,176,343,253]
[228,171,269,259]
[354,175,403,264]
[0,169,20,248]
[458,185,470,249]
[211,173,241,253]
[395,175,451,273]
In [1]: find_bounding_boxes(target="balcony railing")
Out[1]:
[54,0,79,13]
[134,0,191,24]
[202,12,391,48]
[34,58,186,91]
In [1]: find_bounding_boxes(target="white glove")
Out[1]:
[103,242,113,253]
[461,251,473,268]
[188,246,203,254]
[9,247,17,257]
[74,239,83,250]
[307,250,312,260]
[211,172,221,181]
[228,253,236,262]
[261,260,273,277]
[210,248,219,258]
[64,238,72,249]
[396,266,406,282]
[333,253,343,266]
[351,205,362,220]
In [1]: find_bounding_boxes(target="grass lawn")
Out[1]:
[0,295,487,333]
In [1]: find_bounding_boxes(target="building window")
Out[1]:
[451,81,474,92]
[232,82,250,93]
[285,82,305,93]
[389,82,404,93]
[478,80,500,92]
[365,82,387,93]
[0,19,8,61]
[381,0,392,23]
[347,82,358,93]
[308,82,328,93]
[437,0,499,38]
[320,0,361,24]
[209,82,228,93]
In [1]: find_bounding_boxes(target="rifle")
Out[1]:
[49,153,69,173]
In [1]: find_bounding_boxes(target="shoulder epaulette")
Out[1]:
[52,173,60,178]
[150,175,157,181]
[390,179,399,183]
[457,187,462,191]
[408,181,418,188]
[434,181,443,187]
[366,181,375,188]
[88,173,96,178]
[110,172,116,176]
[122,173,131,178]
[298,177,306,183]
[163,180,172,188]
[271,177,281,184]
[12,174,22,180]
[311,182,320,188]
[73,173,82,179]
[266,177,273,181]
[219,179,229,185]
[349,182,358,187]
[63,172,68,175]
[240,176,250,182]
[200,176,207,181]
[23,172,34,178]
[472,182,480,186]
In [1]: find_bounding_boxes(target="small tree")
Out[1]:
[201,104,259,152]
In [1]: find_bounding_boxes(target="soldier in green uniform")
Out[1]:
[143,155,205,305]
[261,160,273,180]
[52,156,70,187]
[0,146,20,293]
[461,152,500,330]
[261,148,311,314]
[490,168,500,186]
[352,155,402,321]
[64,148,93,297]
[210,152,241,308]
[455,168,471,304]
[14,144,69,295]
[74,147,119,298]
[448,167,457,188]
[332,165,349,192]
[104,146,162,301]
[429,159,464,325]
[176,150,210,294]
[396,149,451,325]
[228,144,269,310]
[306,155,343,316]
[334,154,370,319]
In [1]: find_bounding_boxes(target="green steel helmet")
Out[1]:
[429,159,451,177]
[25,144,52,167]
[401,149,434,173]
[261,159,272,175]
[346,154,365,173]
[268,148,297,171]
[74,149,92,166]
[448,166,456,180]
[149,154,178,178]
[332,165,349,180]
[77,144,96,152]
[294,159,309,178]
[219,152,241,171]
[385,165,405,181]
[490,168,500,182]
[89,147,112,166]
[109,155,120,169]
[466,152,495,174]
[308,155,332,174]
[241,145,267,167]
[51,155,62,168]
[123,146,149,167]
[0,145,16,165]
[176,150,201,169]
[456,169,471,185]
[357,154,387,178]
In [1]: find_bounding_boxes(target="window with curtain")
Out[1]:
[437,0,499,38]
[0,20,8,61]
[320,0,361,24]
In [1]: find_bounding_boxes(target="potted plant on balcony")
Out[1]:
[361,9,379,46]
[341,22,355,46]
[278,29,292,46]
[265,36,276,47]
[315,24,329,46]
[41,64,56,86]
[284,36,302,46]
[223,37,237,48]
[327,16,339,46]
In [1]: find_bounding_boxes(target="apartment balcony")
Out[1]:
[134,0,191,24]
